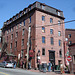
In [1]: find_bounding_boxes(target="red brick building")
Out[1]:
[69,43,75,74]
[65,29,75,45]
[2,1,65,69]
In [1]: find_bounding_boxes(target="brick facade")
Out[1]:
[2,1,65,69]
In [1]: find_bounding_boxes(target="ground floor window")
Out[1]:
[73,55,75,64]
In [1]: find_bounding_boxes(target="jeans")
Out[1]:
[48,66,51,72]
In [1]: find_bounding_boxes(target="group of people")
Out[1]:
[38,61,55,72]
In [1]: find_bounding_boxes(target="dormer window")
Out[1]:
[13,17,15,21]
[16,15,19,19]
[24,10,26,14]
[42,5,45,10]
[20,12,23,17]
[29,6,31,11]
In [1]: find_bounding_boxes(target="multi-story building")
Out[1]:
[2,1,65,69]
[65,29,75,45]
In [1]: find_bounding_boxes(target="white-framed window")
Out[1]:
[50,29,53,34]
[42,5,45,10]
[50,18,53,23]
[58,11,60,16]
[29,17,31,23]
[58,20,61,25]
[16,24,18,29]
[58,31,61,36]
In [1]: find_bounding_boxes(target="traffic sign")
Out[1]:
[67,56,72,62]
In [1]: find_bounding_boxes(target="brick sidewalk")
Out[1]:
[29,69,74,75]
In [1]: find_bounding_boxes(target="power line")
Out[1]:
[35,20,75,28]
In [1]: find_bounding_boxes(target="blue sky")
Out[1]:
[0,0,75,29]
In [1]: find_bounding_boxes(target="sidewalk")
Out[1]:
[29,69,74,75]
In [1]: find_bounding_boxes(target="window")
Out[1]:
[68,34,71,38]
[22,29,25,35]
[13,17,15,21]
[69,41,72,44]
[51,37,54,45]
[16,32,18,37]
[10,43,12,49]
[7,30,9,34]
[58,31,61,36]
[59,50,62,57]
[29,7,31,11]
[22,39,24,46]
[16,24,18,29]
[29,17,31,23]
[23,20,25,26]
[42,5,45,9]
[16,15,19,19]
[42,27,45,32]
[50,29,53,34]
[7,36,8,42]
[58,11,60,16]
[20,22,22,27]
[11,34,13,39]
[24,10,26,14]
[15,41,17,48]
[0,30,1,36]
[42,16,45,21]
[73,55,75,64]
[58,20,61,25]
[42,48,45,55]
[20,12,23,17]
[21,50,24,58]
[42,36,45,43]
[59,40,61,46]
[0,38,1,43]
[50,18,53,23]
[11,27,14,31]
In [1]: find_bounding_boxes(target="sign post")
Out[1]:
[67,56,72,62]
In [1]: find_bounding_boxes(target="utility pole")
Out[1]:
[27,26,31,69]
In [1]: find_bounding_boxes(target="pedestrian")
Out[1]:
[13,60,17,69]
[60,62,64,74]
[48,61,51,72]
[52,62,55,72]
[42,63,47,73]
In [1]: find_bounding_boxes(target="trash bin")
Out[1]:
[42,63,47,73]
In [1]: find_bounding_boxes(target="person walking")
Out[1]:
[60,62,64,74]
[48,61,51,72]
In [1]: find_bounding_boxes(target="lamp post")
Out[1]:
[26,26,31,69]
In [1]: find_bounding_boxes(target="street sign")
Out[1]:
[67,56,72,62]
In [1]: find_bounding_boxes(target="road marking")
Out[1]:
[0,72,9,75]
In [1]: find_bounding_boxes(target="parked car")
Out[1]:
[0,61,13,68]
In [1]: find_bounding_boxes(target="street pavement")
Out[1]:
[0,67,74,75]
